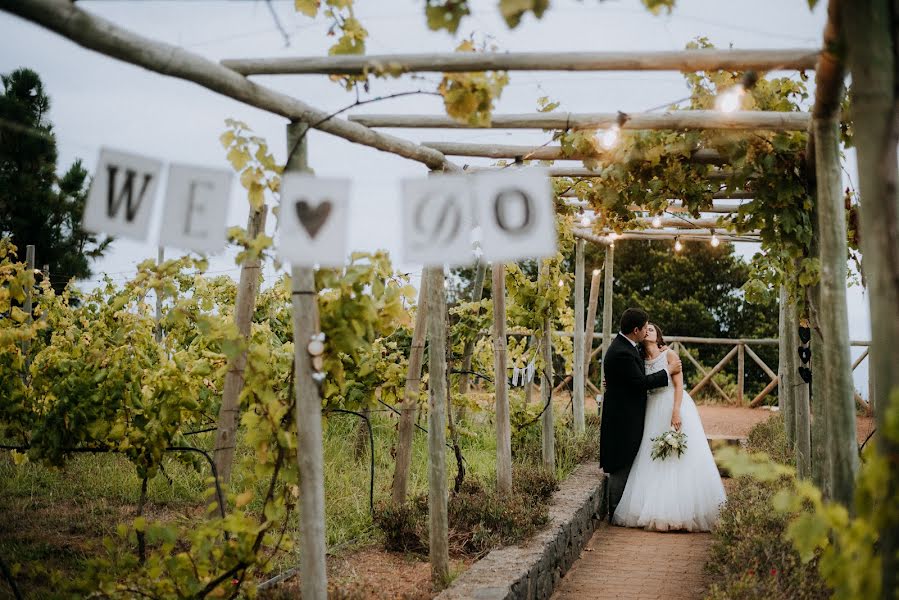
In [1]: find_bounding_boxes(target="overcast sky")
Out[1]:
[0,0,872,395]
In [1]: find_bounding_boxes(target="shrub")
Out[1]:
[703,414,830,600]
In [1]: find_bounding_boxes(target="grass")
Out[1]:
[1,395,596,599]
[702,414,830,600]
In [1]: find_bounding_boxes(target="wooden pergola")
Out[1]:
[4,0,895,597]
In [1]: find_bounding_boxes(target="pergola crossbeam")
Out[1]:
[350,110,811,131]
[426,142,724,163]
[222,48,819,76]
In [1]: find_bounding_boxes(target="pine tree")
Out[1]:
[0,68,110,291]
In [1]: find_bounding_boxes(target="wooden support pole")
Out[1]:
[689,345,739,396]
[750,377,780,408]
[285,121,327,600]
[600,245,615,394]
[572,229,761,245]
[572,240,586,434]
[1,0,457,173]
[744,344,776,380]
[458,258,487,396]
[851,348,869,371]
[491,263,513,494]
[349,110,811,131]
[842,1,899,585]
[583,267,602,387]
[737,343,745,406]
[221,48,819,75]
[682,346,732,404]
[213,173,268,486]
[815,114,858,507]
[808,284,831,494]
[424,142,724,164]
[795,358,812,479]
[391,277,429,505]
[425,266,450,585]
[538,260,556,473]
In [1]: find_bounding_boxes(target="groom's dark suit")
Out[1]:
[600,333,670,514]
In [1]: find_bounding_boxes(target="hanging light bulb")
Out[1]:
[710,231,720,247]
[558,279,565,287]
[674,237,683,252]
[715,84,745,113]
[597,125,620,150]
[651,214,662,228]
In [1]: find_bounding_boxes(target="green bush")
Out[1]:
[374,465,556,559]
[703,414,830,600]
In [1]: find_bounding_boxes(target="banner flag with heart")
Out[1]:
[159,163,232,254]
[400,174,475,266]
[83,148,163,241]
[278,174,350,267]
[473,168,556,262]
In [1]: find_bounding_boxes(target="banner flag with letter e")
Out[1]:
[278,174,350,267]
[83,148,162,241]
[473,168,556,262]
[401,174,475,266]
[159,163,232,254]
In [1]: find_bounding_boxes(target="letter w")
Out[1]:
[106,166,153,222]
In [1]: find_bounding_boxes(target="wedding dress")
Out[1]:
[612,349,727,531]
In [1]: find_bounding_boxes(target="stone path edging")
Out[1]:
[435,463,606,600]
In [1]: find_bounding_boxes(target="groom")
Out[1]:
[599,308,682,521]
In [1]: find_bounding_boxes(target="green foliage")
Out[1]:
[499,0,550,28]
[425,0,471,34]
[0,68,111,291]
[438,40,510,126]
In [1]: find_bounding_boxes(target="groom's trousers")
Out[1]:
[608,462,632,522]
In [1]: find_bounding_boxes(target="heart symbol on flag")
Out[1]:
[295,199,332,238]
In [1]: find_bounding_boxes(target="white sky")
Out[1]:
[0,0,872,395]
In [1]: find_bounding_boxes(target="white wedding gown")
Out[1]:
[612,349,727,531]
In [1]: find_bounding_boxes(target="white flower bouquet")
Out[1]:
[650,429,688,461]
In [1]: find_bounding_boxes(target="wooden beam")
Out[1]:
[583,267,602,386]
[737,343,746,405]
[562,190,754,200]
[689,345,739,396]
[221,48,819,75]
[350,110,811,131]
[573,228,762,243]
[538,260,556,472]
[424,142,725,163]
[1,0,457,172]
[851,347,869,371]
[681,345,732,404]
[750,376,780,408]
[744,344,777,380]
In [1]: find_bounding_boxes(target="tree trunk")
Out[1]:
[778,286,796,448]
[491,263,512,494]
[212,186,267,486]
[425,266,450,586]
[841,1,899,591]
[584,267,602,391]
[808,284,831,495]
[572,240,586,433]
[391,277,429,505]
[814,115,858,508]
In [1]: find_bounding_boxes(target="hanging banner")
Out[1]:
[159,163,232,253]
[277,174,350,267]
[473,168,556,262]
[83,148,162,241]
[400,174,475,266]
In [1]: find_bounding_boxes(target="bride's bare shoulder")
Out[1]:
[663,347,679,362]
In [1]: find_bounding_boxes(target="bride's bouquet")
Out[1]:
[650,429,688,461]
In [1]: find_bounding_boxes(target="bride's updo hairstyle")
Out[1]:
[640,322,667,358]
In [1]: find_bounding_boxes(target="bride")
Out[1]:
[612,323,727,531]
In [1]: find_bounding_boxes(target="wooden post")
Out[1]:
[391,277,429,505]
[815,115,858,507]
[491,263,512,494]
[538,259,556,473]
[155,247,164,343]
[572,240,586,434]
[584,267,602,384]
[597,245,614,463]
[795,339,812,480]
[458,258,487,397]
[736,343,745,406]
[808,286,830,494]
[841,1,899,589]
[213,196,267,485]
[285,121,327,600]
[425,266,450,585]
[689,345,739,396]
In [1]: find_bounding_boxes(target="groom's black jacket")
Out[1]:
[599,334,669,473]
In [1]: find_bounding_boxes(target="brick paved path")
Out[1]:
[551,523,713,600]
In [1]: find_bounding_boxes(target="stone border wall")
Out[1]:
[435,463,607,600]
